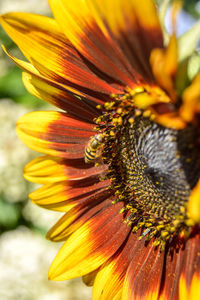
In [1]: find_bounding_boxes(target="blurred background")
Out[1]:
[0,0,199,299]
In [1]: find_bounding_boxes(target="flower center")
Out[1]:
[117,116,199,218]
[94,92,200,248]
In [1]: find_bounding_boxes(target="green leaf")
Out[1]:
[176,58,190,95]
[178,21,200,62]
[187,52,200,81]
[0,66,48,108]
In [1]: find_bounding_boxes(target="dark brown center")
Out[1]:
[102,113,200,246]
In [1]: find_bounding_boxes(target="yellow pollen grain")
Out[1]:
[134,109,142,116]
[153,240,161,246]
[161,231,169,238]
[150,113,156,120]
[117,108,122,114]
[185,158,191,163]
[118,117,123,125]
[129,86,145,97]
[156,225,165,230]
[112,118,118,124]
[128,117,134,124]
[105,102,115,110]
[180,206,186,213]
[109,131,115,136]
[172,219,180,227]
[111,93,117,98]
[143,110,151,117]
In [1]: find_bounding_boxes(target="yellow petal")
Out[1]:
[22,72,97,122]
[1,12,116,94]
[93,260,122,300]
[17,111,93,158]
[180,73,200,123]
[0,13,64,75]
[48,222,105,280]
[24,156,66,184]
[17,111,59,156]
[48,202,128,280]
[49,0,162,85]
[187,179,200,224]
[179,273,200,300]
[49,0,134,85]
[150,35,178,101]
[29,183,74,212]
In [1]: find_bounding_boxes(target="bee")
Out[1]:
[84,134,104,163]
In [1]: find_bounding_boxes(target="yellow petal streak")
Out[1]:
[48,222,108,280]
[187,179,200,224]
[3,46,82,97]
[49,0,161,46]
[0,13,68,79]
[2,46,39,75]
[49,0,162,84]
[180,73,200,123]
[16,111,59,156]
[122,279,159,300]
[179,273,200,300]
[22,72,64,107]
[49,0,93,50]
[24,156,66,184]
[47,208,82,240]
[150,35,178,101]
[29,183,73,212]
[91,0,161,35]
[93,261,123,300]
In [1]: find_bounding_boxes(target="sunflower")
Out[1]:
[1,0,200,299]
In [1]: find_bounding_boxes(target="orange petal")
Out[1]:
[24,155,106,184]
[160,232,200,300]
[17,111,94,158]
[93,231,140,300]
[180,73,200,123]
[46,191,113,239]
[153,112,186,130]
[22,72,99,122]
[48,201,130,280]
[49,0,137,86]
[179,272,200,300]
[122,239,164,300]
[3,47,101,121]
[187,179,200,224]
[1,13,120,95]
[29,179,110,212]
[49,0,163,85]
[93,0,163,81]
[150,35,178,101]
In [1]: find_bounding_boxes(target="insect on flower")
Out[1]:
[84,134,104,163]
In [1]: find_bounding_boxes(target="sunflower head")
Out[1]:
[1,0,200,299]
